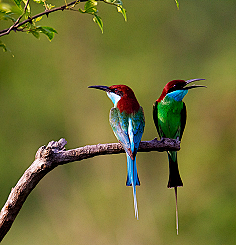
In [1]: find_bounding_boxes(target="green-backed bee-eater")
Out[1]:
[153,78,206,234]
[89,85,145,219]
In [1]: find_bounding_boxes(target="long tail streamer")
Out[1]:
[175,186,179,235]
[132,183,138,219]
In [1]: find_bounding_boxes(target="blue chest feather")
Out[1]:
[167,90,188,101]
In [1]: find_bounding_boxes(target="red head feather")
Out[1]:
[110,85,140,114]
[157,80,187,102]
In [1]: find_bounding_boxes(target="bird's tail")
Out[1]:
[126,154,140,219]
[168,151,183,235]
[126,154,140,186]
[167,151,183,188]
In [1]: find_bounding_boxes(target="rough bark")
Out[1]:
[0,137,180,241]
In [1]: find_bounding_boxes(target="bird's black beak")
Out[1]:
[88,85,111,92]
[183,78,207,90]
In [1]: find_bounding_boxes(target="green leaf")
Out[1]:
[13,0,22,9]
[0,41,7,52]
[35,16,43,22]
[0,12,16,21]
[84,0,97,14]
[29,30,40,39]
[79,0,97,14]
[0,3,12,13]
[103,0,113,3]
[93,14,103,33]
[117,6,126,21]
[0,41,14,56]
[45,4,55,10]
[28,26,58,41]
[78,8,86,14]
[104,0,123,5]
[175,0,179,9]
[0,5,17,22]
[37,26,58,41]
[103,0,126,21]
[33,0,45,4]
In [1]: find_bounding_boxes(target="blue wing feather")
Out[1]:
[109,107,145,159]
[109,107,145,219]
[130,107,145,155]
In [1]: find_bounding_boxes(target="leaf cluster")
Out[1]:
[0,0,180,52]
[0,0,127,50]
[79,0,126,33]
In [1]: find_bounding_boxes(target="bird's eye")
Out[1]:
[113,88,123,97]
[114,88,120,93]
[173,84,181,89]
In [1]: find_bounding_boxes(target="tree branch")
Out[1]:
[0,137,180,241]
[0,0,87,37]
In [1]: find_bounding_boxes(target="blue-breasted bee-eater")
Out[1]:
[153,79,206,234]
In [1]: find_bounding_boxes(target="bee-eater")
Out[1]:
[153,78,206,234]
[88,85,145,219]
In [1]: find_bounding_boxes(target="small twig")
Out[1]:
[0,137,179,241]
[0,0,30,36]
[0,0,88,37]
[16,0,30,25]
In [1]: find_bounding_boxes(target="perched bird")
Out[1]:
[153,78,206,234]
[88,85,145,219]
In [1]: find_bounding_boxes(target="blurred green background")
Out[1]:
[1,0,236,244]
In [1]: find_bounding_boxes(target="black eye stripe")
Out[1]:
[168,83,184,93]
[112,88,123,96]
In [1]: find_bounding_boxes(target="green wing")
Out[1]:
[179,102,187,141]
[109,107,130,152]
[153,101,163,139]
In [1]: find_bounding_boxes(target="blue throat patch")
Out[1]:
[167,89,188,101]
